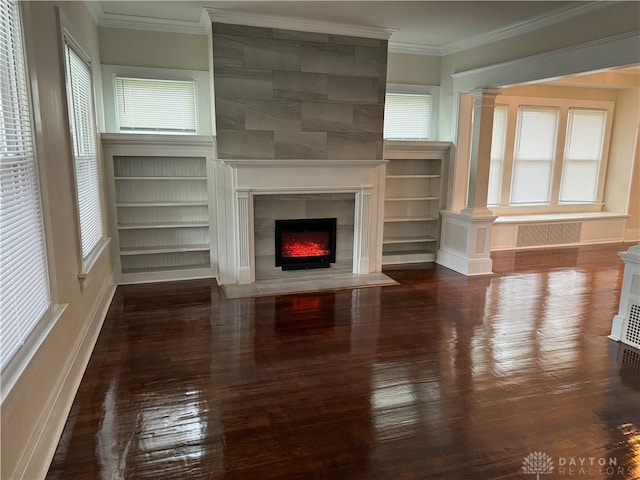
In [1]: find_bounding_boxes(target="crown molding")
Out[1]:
[386,2,610,58]
[205,7,395,40]
[97,11,210,35]
[199,9,212,34]
[388,41,440,56]
[440,1,612,56]
[87,1,613,54]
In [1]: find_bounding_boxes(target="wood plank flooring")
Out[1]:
[46,243,640,480]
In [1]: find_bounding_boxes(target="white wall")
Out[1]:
[626,130,640,239]
[98,26,209,70]
[0,2,115,479]
[386,52,440,86]
[606,88,640,232]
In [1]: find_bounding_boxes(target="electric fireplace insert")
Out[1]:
[275,218,337,270]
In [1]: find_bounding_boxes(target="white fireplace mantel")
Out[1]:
[221,158,388,168]
[215,158,388,285]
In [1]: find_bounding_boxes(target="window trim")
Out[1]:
[101,65,212,136]
[487,95,614,216]
[59,21,109,285]
[114,76,198,134]
[559,108,609,204]
[385,83,439,141]
[0,0,69,401]
[509,105,560,205]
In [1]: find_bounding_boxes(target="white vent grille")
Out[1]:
[622,302,640,350]
[516,222,582,248]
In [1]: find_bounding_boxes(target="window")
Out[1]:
[0,0,51,370]
[63,36,104,264]
[101,66,211,135]
[487,105,508,206]
[510,107,559,205]
[486,96,612,211]
[559,109,607,203]
[115,77,197,133]
[384,89,435,140]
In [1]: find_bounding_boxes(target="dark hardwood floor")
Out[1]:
[46,243,640,480]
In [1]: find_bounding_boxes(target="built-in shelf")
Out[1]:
[383,235,437,244]
[103,134,215,283]
[386,196,439,202]
[121,264,211,275]
[384,216,438,222]
[119,244,210,255]
[382,140,450,266]
[116,201,209,207]
[115,176,206,181]
[118,221,209,230]
[386,174,441,179]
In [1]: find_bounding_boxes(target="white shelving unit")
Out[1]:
[102,134,216,284]
[382,141,450,265]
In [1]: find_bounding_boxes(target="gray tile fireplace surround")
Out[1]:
[212,22,388,161]
[253,193,355,281]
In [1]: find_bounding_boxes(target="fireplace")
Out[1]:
[217,158,386,285]
[275,218,337,270]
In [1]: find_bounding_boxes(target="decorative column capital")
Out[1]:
[469,88,501,105]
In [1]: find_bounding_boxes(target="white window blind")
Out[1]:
[384,93,432,140]
[487,105,508,206]
[510,106,559,205]
[559,109,606,203]
[64,39,104,260]
[0,0,51,369]
[115,77,197,133]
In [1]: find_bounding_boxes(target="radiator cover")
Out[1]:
[517,222,582,248]
[621,301,640,350]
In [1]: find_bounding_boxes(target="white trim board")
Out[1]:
[205,7,395,40]
[11,276,116,480]
[452,31,640,91]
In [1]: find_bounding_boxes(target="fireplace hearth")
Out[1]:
[275,218,337,270]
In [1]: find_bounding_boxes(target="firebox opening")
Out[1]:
[275,218,337,270]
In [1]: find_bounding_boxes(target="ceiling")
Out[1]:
[97,1,581,48]
[93,1,639,87]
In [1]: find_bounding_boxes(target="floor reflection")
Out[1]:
[45,244,640,480]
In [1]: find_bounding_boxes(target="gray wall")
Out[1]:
[212,23,388,160]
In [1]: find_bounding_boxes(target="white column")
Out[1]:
[462,88,500,216]
[214,161,237,285]
[609,243,640,341]
[236,191,253,284]
[437,88,499,276]
[353,189,372,274]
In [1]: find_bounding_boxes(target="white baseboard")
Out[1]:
[17,275,116,480]
[624,228,640,242]
[436,248,493,276]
